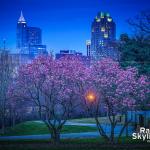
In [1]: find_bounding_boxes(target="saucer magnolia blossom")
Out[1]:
[8,56,149,144]
[9,55,86,143]
[87,58,149,143]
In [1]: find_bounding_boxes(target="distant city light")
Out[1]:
[104,33,108,38]
[101,27,105,32]
[96,18,101,22]
[107,18,112,22]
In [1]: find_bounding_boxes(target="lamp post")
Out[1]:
[85,91,96,103]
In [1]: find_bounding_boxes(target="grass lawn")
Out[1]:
[0,138,149,150]
[0,118,149,150]
[1,121,98,136]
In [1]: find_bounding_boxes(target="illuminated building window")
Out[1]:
[101,27,105,32]
[99,40,104,46]
[104,33,108,38]
[96,18,100,22]
[107,18,112,22]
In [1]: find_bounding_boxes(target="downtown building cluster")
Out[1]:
[57,11,119,62]
[1,11,119,68]
[0,11,127,121]
[2,12,49,67]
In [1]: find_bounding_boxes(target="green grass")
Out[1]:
[1,121,97,136]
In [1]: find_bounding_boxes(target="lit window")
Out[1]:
[99,40,104,45]
[107,18,112,22]
[96,18,100,22]
[104,33,108,38]
[101,27,105,32]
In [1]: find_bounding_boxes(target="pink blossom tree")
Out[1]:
[9,55,149,144]
[83,58,149,143]
[9,55,86,143]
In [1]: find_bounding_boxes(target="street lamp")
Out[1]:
[85,91,96,103]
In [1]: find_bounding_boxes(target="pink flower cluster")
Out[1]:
[9,56,149,115]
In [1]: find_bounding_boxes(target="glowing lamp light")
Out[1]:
[85,91,96,103]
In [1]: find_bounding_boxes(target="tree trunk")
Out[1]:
[95,117,109,142]
[110,123,115,144]
[117,118,132,143]
[12,110,16,127]
[125,113,128,137]
[51,129,60,144]
[1,114,5,134]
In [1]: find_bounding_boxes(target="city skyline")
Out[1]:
[0,0,150,55]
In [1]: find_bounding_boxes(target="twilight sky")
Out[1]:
[0,0,150,54]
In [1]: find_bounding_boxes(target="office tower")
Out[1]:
[86,40,91,57]
[91,12,117,60]
[27,27,42,45]
[27,27,45,58]
[16,11,48,58]
[16,11,28,53]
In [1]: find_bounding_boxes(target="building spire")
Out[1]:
[18,11,26,23]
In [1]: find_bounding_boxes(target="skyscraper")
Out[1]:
[86,40,91,57]
[16,11,47,58]
[27,27,42,45]
[16,11,28,53]
[91,12,117,60]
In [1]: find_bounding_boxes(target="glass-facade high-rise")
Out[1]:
[91,12,117,60]
[16,11,47,58]
[27,27,42,45]
[16,11,28,53]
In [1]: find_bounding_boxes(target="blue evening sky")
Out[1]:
[0,0,149,54]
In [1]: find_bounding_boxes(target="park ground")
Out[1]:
[0,118,150,150]
[0,116,125,136]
